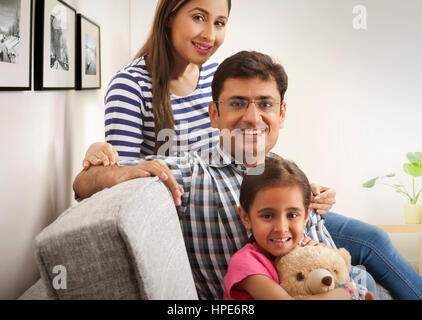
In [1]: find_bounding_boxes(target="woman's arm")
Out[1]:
[239,275,356,300]
[104,70,146,161]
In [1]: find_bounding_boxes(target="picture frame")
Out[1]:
[76,14,101,90]
[34,0,76,90]
[0,0,33,91]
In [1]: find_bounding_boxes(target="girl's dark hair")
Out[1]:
[239,157,312,215]
[134,0,232,154]
[212,50,288,104]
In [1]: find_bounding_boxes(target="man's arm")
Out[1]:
[73,164,149,200]
[310,184,336,215]
[73,160,184,204]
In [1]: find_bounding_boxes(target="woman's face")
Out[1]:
[169,0,229,65]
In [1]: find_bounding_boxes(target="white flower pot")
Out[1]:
[404,204,422,224]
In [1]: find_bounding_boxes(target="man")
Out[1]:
[74,51,369,299]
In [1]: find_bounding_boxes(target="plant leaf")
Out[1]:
[396,189,414,203]
[383,173,395,178]
[403,163,422,177]
[363,177,378,188]
[406,152,422,165]
[393,184,404,188]
[415,188,422,204]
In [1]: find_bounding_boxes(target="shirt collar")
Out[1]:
[207,145,286,176]
[208,143,247,173]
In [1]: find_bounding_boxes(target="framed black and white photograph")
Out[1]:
[76,14,101,90]
[0,0,32,90]
[34,0,76,90]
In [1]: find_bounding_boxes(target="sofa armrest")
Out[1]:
[35,177,198,300]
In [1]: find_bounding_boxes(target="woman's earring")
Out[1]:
[164,31,170,44]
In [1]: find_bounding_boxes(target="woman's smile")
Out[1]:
[192,41,213,54]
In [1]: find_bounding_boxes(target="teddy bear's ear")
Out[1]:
[337,248,352,272]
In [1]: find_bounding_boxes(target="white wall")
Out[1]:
[129,0,156,57]
[131,0,422,267]
[222,0,422,267]
[0,0,131,299]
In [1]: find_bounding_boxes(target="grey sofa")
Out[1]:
[19,176,393,300]
[20,177,198,300]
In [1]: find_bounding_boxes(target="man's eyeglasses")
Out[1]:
[214,98,282,113]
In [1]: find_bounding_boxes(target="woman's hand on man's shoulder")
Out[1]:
[83,142,120,170]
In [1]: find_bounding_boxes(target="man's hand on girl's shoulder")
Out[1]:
[310,184,336,215]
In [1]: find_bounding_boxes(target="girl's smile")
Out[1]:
[269,237,292,246]
[239,184,311,260]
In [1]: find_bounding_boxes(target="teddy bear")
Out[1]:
[275,246,371,299]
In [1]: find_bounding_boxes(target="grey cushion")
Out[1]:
[376,283,393,300]
[35,177,198,300]
[18,279,49,300]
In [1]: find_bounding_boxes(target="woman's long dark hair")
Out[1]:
[134,0,232,154]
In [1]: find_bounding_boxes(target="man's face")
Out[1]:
[209,77,286,166]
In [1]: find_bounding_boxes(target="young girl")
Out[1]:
[223,157,370,300]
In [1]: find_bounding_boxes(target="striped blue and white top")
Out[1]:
[104,56,220,160]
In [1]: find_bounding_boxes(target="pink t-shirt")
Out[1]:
[223,243,279,300]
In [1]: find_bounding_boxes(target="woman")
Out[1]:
[84,0,231,167]
[81,0,422,299]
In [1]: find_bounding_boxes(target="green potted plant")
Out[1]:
[363,152,422,224]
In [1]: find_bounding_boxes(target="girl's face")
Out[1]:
[239,185,311,260]
[169,0,229,65]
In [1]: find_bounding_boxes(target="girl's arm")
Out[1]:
[239,275,356,300]
[239,275,294,300]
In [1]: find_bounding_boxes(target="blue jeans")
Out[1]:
[324,212,422,300]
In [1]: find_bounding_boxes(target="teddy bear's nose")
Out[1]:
[322,276,332,286]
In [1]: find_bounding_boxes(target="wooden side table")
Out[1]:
[377,224,422,276]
